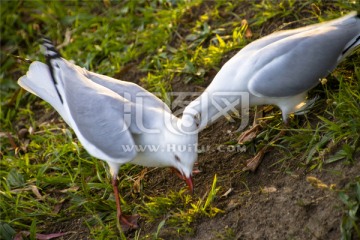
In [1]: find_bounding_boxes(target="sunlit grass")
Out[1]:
[139,175,222,236]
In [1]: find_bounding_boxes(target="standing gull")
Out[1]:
[183,12,360,169]
[18,39,198,229]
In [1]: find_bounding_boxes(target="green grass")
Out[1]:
[339,180,360,240]
[271,62,360,171]
[1,0,360,239]
[139,175,222,236]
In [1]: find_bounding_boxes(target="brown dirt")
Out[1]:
[181,152,360,240]
[139,115,360,239]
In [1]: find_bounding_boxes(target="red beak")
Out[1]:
[171,167,194,194]
[185,175,194,194]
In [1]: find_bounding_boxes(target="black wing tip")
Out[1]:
[355,10,360,18]
[41,36,64,104]
[41,37,62,59]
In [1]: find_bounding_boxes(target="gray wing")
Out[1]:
[240,25,321,55]
[59,62,137,162]
[248,23,359,97]
[241,11,358,55]
[75,66,171,113]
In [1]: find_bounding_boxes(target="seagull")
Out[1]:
[183,12,360,169]
[18,38,198,229]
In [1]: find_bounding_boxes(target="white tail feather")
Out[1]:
[17,61,70,125]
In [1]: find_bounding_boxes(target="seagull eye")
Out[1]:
[195,113,201,127]
[175,155,181,162]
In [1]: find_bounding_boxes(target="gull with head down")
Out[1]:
[18,38,198,229]
[183,11,360,170]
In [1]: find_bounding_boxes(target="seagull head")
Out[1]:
[164,114,199,193]
[171,137,197,194]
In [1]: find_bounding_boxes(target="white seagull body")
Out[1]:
[183,12,360,131]
[18,39,198,229]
